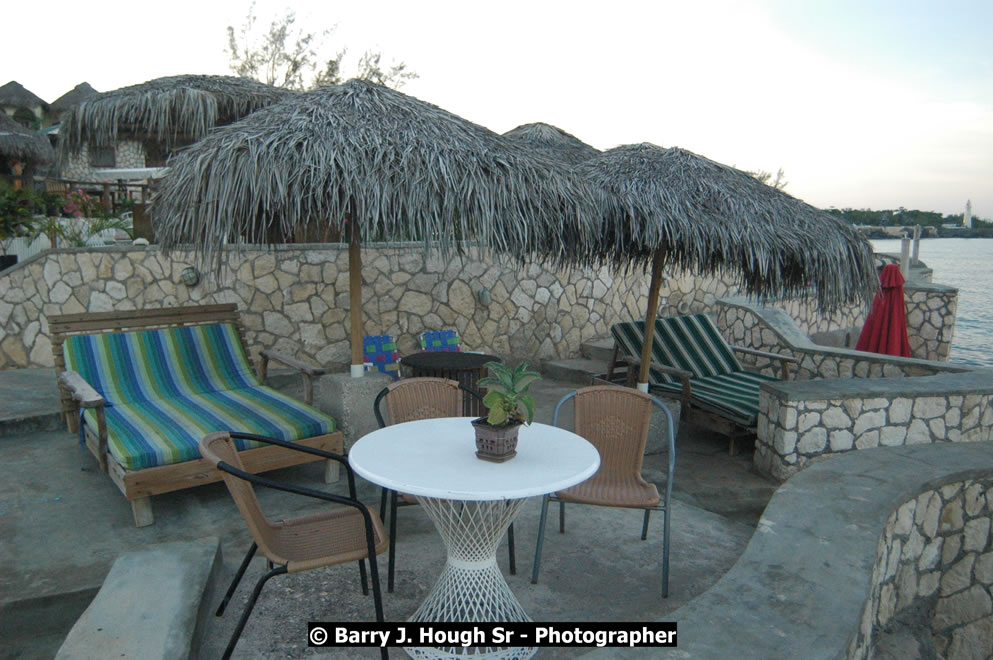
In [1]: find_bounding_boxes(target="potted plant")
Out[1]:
[472,361,541,462]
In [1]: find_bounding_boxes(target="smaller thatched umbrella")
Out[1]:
[153,79,601,376]
[578,143,877,389]
[58,74,296,162]
[503,122,599,165]
[0,113,55,169]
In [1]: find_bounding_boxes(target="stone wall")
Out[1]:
[757,372,993,482]
[60,141,145,181]
[851,478,993,658]
[719,284,958,368]
[1,243,671,370]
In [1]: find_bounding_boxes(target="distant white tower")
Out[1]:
[964,200,973,228]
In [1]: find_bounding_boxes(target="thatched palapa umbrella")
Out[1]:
[0,113,55,167]
[152,79,599,376]
[58,74,295,162]
[503,122,599,165]
[579,143,877,389]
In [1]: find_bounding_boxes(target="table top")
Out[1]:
[401,351,501,371]
[349,417,600,501]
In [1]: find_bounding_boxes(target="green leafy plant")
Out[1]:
[478,361,541,427]
[0,181,41,254]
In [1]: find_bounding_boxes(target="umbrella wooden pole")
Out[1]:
[638,249,666,390]
[349,219,364,377]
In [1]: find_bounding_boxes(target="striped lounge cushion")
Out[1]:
[64,324,335,470]
[611,315,776,425]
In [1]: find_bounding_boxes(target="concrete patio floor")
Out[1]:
[0,368,778,658]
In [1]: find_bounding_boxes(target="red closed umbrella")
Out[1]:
[856,264,911,357]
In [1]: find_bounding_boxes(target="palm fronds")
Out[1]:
[503,122,599,166]
[0,113,54,164]
[152,79,602,272]
[579,143,877,310]
[58,74,295,160]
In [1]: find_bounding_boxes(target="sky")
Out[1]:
[6,0,991,218]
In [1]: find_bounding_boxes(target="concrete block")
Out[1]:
[56,536,221,660]
[316,371,392,450]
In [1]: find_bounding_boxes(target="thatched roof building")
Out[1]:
[503,122,599,165]
[58,74,296,160]
[0,81,48,112]
[0,113,54,164]
[50,82,99,116]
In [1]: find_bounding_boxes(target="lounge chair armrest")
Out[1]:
[731,345,799,363]
[731,346,798,380]
[59,371,105,408]
[258,350,327,405]
[259,349,329,377]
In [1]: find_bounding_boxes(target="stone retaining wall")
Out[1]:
[852,478,993,658]
[757,373,993,482]
[719,284,958,367]
[1,244,676,370]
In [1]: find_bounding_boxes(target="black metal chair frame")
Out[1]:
[211,432,387,660]
[531,390,677,598]
[373,382,516,593]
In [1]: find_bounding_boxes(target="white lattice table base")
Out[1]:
[404,497,535,660]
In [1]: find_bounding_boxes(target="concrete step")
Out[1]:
[580,337,615,362]
[0,367,65,436]
[542,357,608,385]
[56,537,222,660]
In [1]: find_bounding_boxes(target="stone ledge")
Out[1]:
[584,442,993,659]
[55,536,222,660]
[763,369,993,401]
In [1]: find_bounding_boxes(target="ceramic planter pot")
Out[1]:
[471,418,521,462]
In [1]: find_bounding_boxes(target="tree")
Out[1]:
[226,3,416,90]
[748,167,788,190]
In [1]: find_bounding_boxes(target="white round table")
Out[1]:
[349,417,599,659]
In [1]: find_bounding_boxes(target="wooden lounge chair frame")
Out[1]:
[49,303,343,527]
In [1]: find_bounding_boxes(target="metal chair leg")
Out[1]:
[641,509,651,540]
[559,500,566,533]
[217,542,257,616]
[358,558,369,595]
[531,495,551,584]
[379,487,389,523]
[222,564,286,660]
[661,508,671,598]
[388,489,399,592]
[507,522,516,575]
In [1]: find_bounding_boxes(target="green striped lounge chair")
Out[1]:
[53,307,343,527]
[610,314,796,453]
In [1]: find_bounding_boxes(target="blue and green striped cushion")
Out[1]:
[64,324,260,405]
[66,324,335,470]
[611,315,773,425]
[83,386,335,470]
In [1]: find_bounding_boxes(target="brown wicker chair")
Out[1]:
[373,377,516,591]
[199,432,389,660]
[530,385,676,597]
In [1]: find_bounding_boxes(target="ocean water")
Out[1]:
[871,238,993,367]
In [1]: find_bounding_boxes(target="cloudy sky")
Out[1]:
[7,0,991,218]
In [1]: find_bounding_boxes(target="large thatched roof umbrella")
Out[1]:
[152,79,599,376]
[0,113,54,167]
[579,143,877,389]
[503,122,599,165]
[58,74,295,162]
